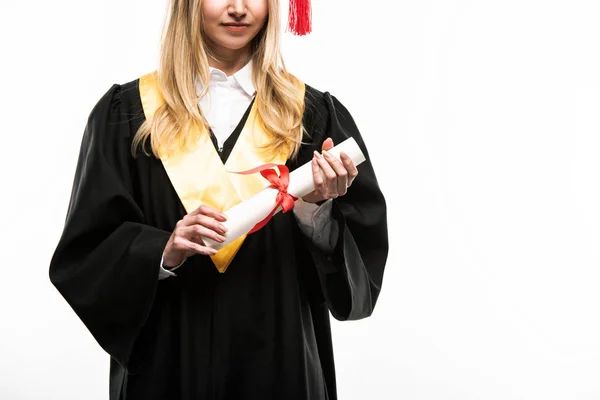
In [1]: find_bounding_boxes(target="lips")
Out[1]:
[222,23,250,33]
[222,23,250,27]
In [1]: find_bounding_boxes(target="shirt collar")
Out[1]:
[197,60,255,97]
[230,60,255,96]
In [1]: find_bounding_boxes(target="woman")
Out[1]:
[49,0,388,399]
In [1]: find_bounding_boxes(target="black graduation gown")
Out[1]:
[49,79,388,400]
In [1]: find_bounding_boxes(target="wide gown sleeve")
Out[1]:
[49,85,171,367]
[302,92,389,322]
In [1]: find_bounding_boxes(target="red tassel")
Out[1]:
[288,0,312,36]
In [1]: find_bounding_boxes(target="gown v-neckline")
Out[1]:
[208,97,256,164]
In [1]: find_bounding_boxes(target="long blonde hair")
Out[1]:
[133,0,305,159]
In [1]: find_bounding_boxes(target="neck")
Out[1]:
[206,43,252,76]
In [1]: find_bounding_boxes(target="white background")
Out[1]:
[1,0,599,399]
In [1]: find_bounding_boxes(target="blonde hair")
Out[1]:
[133,0,305,159]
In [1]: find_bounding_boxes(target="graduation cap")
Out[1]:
[288,0,312,36]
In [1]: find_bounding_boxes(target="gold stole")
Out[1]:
[139,72,303,272]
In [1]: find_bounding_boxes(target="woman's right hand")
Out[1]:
[162,205,228,268]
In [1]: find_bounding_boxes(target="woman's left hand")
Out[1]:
[302,138,359,204]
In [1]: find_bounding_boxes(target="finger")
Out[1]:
[189,204,227,221]
[322,150,348,195]
[183,224,227,243]
[313,156,329,200]
[173,236,218,256]
[321,137,334,152]
[315,150,338,198]
[340,152,358,185]
[182,212,227,234]
[312,156,326,192]
[187,214,228,235]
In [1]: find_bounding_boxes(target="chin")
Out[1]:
[216,38,253,51]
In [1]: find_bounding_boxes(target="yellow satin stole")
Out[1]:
[139,72,303,272]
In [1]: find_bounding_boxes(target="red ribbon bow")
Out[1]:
[232,164,297,234]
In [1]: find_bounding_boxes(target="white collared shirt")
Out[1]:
[159,62,338,279]
[197,61,256,148]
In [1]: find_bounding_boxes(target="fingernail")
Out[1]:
[217,235,226,243]
[219,224,228,232]
[220,214,227,220]
[313,150,322,160]
[322,150,331,158]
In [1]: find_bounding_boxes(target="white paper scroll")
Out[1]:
[203,137,366,251]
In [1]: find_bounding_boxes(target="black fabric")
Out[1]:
[208,97,255,163]
[49,79,388,400]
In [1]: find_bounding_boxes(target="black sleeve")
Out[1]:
[49,85,171,367]
[300,90,389,321]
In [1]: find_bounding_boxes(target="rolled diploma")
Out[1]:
[203,137,366,251]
